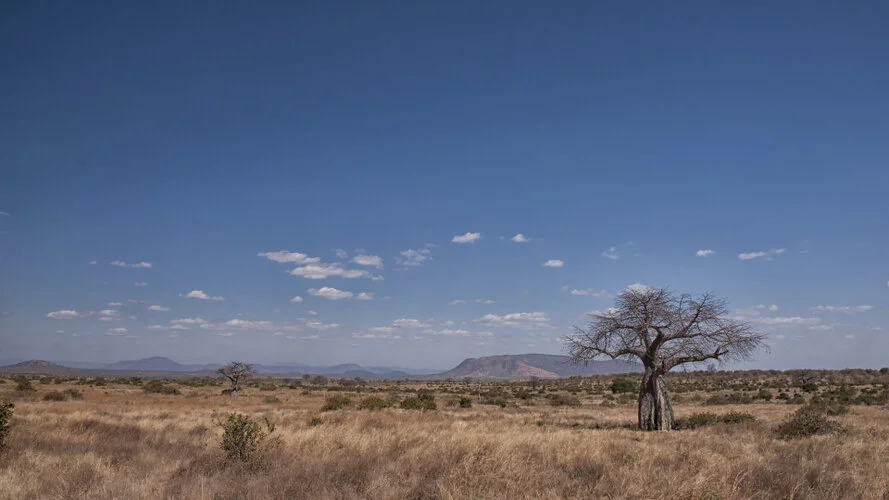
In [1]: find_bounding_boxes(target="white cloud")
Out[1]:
[185,290,224,301]
[449,298,495,305]
[307,287,354,300]
[352,254,383,268]
[221,319,298,332]
[602,247,620,260]
[396,248,431,267]
[307,310,318,316]
[148,305,170,312]
[811,305,874,314]
[289,264,370,279]
[216,332,234,337]
[148,325,166,330]
[392,318,432,328]
[355,292,373,301]
[257,251,321,264]
[511,233,529,243]
[106,327,128,336]
[290,296,304,303]
[46,310,81,320]
[110,260,152,268]
[352,332,402,340]
[305,320,339,330]
[738,248,786,260]
[809,325,833,331]
[334,249,348,260]
[55,330,64,334]
[436,328,470,336]
[452,232,481,244]
[134,282,148,288]
[99,309,118,317]
[98,317,112,321]
[476,331,494,337]
[107,302,123,306]
[171,317,208,326]
[89,261,97,265]
[696,249,714,257]
[369,326,395,334]
[570,289,607,297]
[478,312,553,329]
[170,324,190,331]
[758,316,822,326]
[543,259,564,268]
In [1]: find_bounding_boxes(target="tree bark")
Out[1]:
[638,368,674,431]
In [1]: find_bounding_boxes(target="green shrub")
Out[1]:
[800,382,819,393]
[776,406,842,438]
[459,397,473,408]
[0,403,12,449]
[63,388,84,400]
[787,394,806,405]
[610,379,636,394]
[547,393,582,407]
[357,396,390,410]
[13,377,35,393]
[755,388,773,401]
[216,413,275,463]
[677,411,756,429]
[321,395,352,411]
[401,391,436,411]
[43,390,66,402]
[808,399,849,416]
[143,380,181,395]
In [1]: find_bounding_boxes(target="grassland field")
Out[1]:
[0,370,888,499]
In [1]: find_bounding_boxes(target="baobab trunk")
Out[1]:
[638,368,673,431]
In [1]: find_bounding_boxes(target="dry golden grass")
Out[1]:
[0,382,887,499]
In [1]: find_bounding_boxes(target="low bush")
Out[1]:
[401,390,436,411]
[263,396,282,404]
[63,388,84,400]
[321,395,352,411]
[676,411,755,429]
[610,379,636,394]
[755,388,773,401]
[216,413,275,464]
[0,403,12,449]
[547,393,582,407]
[357,396,390,410]
[43,390,66,402]
[776,405,843,438]
[459,396,473,408]
[143,381,181,395]
[13,377,35,393]
[258,383,277,391]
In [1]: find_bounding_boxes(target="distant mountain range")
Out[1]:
[0,354,639,380]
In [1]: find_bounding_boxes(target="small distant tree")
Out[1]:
[565,286,766,431]
[218,361,254,397]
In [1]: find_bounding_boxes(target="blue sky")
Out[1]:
[1,2,887,369]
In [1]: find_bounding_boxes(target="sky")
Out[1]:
[1,2,887,370]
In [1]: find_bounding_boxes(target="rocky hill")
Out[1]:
[436,354,640,380]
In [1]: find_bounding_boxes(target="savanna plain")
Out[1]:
[1,370,888,500]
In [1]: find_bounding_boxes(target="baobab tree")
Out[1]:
[565,286,766,431]
[218,361,254,397]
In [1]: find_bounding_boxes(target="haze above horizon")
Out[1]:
[1,2,887,370]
